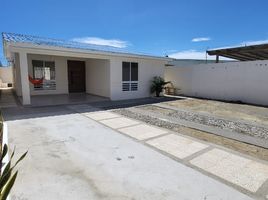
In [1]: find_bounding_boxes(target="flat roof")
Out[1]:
[207,43,268,61]
[2,32,168,60]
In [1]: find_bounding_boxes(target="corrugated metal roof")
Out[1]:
[2,32,165,59]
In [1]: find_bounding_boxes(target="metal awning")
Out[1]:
[207,43,268,61]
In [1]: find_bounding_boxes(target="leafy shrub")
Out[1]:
[150,76,170,97]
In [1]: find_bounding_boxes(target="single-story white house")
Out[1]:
[2,33,170,105]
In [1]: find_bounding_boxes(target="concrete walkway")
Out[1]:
[4,105,265,200]
[0,88,17,108]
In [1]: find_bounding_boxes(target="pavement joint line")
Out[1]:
[112,122,142,130]
[255,179,268,199]
[183,146,214,162]
[142,141,185,163]
[98,117,141,129]
[115,128,152,143]
[141,132,172,142]
[80,112,142,132]
[189,149,268,195]
[185,160,258,199]
[82,114,122,121]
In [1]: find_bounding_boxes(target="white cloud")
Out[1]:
[241,39,268,46]
[72,37,129,48]
[191,37,211,42]
[211,39,268,50]
[169,50,215,60]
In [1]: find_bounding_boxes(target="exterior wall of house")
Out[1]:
[9,46,167,102]
[27,54,69,95]
[165,60,268,106]
[26,54,111,97]
[86,59,110,98]
[14,53,22,96]
[110,57,166,100]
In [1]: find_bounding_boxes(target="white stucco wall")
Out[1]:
[86,59,110,98]
[26,54,111,97]
[10,46,167,102]
[0,66,14,84]
[165,66,192,95]
[14,53,22,96]
[110,57,166,100]
[27,54,69,95]
[165,60,268,106]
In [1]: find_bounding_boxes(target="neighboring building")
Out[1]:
[2,33,170,105]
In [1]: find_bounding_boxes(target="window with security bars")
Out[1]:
[32,60,56,90]
[122,62,138,91]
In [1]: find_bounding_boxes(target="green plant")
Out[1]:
[150,76,170,97]
[0,144,27,200]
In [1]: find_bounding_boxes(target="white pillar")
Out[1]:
[19,51,31,105]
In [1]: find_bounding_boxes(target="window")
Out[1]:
[32,60,56,90]
[122,62,138,91]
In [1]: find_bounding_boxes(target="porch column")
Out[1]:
[19,51,31,105]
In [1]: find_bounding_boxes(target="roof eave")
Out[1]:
[5,41,171,61]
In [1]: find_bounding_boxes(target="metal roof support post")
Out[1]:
[216,55,219,63]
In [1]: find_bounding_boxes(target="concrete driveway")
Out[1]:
[3,105,253,200]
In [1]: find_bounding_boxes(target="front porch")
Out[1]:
[12,50,111,105]
[19,93,109,107]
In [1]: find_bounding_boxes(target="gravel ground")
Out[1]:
[112,108,268,161]
[113,108,180,130]
[140,105,268,140]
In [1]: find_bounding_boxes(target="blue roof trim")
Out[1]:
[2,32,165,59]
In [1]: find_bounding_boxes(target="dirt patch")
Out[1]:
[163,98,268,127]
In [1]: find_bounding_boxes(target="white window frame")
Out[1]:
[122,62,138,91]
[32,60,56,91]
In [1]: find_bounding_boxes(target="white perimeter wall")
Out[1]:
[86,59,110,98]
[110,57,166,100]
[165,60,268,106]
[0,66,14,84]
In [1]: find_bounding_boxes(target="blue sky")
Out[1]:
[1,0,268,64]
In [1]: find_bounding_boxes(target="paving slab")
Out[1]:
[85,111,120,121]
[118,124,168,140]
[190,148,268,193]
[100,117,140,129]
[147,134,209,159]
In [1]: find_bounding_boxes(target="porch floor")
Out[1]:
[21,93,109,107]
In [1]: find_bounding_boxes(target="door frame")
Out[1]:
[67,60,86,93]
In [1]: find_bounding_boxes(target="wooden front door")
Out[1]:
[68,60,86,93]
